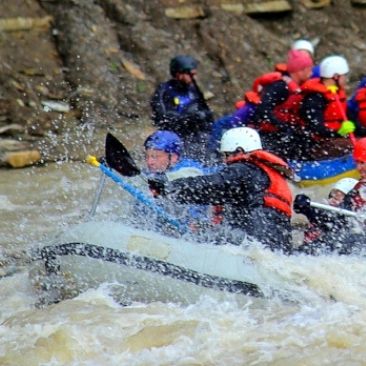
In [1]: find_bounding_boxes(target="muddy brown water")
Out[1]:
[2,162,365,365]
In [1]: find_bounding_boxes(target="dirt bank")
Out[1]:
[0,0,365,167]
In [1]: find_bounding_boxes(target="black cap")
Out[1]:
[170,55,198,76]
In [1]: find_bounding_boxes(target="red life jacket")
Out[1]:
[235,72,291,112]
[234,90,261,110]
[252,72,304,133]
[355,87,366,127]
[252,72,284,94]
[226,150,293,217]
[274,63,288,74]
[301,78,347,133]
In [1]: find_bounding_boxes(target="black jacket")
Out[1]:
[165,160,292,253]
[299,93,340,138]
[150,79,213,139]
[251,80,305,159]
[252,80,291,133]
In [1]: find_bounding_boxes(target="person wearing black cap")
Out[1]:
[150,55,214,162]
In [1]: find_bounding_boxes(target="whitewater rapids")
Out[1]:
[1,162,365,365]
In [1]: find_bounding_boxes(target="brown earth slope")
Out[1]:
[0,0,365,166]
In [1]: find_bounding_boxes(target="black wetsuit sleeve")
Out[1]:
[300,93,339,138]
[253,81,291,132]
[165,163,263,205]
[183,101,214,133]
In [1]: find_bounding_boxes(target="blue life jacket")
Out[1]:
[172,94,193,114]
[168,85,198,114]
[208,103,257,153]
[169,157,204,172]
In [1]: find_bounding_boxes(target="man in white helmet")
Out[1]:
[298,55,356,159]
[148,127,294,253]
[294,177,358,255]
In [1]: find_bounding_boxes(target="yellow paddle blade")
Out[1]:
[86,155,100,167]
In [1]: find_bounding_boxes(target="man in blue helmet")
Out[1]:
[132,130,208,235]
[144,130,204,180]
[150,55,214,162]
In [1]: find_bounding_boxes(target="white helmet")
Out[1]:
[291,39,314,56]
[320,55,349,78]
[220,127,262,153]
[331,177,358,195]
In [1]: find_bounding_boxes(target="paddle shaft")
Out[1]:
[191,73,205,101]
[330,87,356,145]
[87,172,106,218]
[96,161,188,234]
[310,201,362,219]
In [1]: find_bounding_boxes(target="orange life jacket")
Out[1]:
[355,87,366,127]
[301,78,347,133]
[226,150,293,217]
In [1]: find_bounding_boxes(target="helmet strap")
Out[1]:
[167,152,180,170]
[167,153,172,170]
[333,74,341,87]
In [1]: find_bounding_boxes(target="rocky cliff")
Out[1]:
[1,0,366,167]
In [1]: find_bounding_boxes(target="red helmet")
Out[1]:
[353,138,366,162]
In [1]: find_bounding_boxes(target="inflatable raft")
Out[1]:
[289,154,359,187]
[31,221,266,305]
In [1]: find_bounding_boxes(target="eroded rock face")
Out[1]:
[0,0,365,167]
[3,150,41,168]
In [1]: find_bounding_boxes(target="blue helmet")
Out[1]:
[170,55,198,76]
[144,130,183,156]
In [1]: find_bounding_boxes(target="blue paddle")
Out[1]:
[86,155,188,234]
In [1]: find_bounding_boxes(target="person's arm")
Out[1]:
[300,94,339,138]
[166,167,238,205]
[294,194,348,230]
[164,163,259,205]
